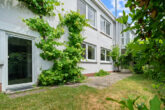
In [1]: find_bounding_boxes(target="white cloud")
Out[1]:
[108,0,130,17]
[118,12,123,16]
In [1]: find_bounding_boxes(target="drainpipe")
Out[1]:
[0,63,3,92]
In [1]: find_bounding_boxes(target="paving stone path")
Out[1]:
[83,72,132,89]
[9,72,132,98]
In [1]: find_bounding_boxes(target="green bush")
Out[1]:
[143,65,165,82]
[132,64,143,74]
[95,69,110,77]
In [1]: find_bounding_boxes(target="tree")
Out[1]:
[116,0,165,79]
[110,46,120,72]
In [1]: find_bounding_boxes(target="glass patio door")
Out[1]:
[8,36,32,85]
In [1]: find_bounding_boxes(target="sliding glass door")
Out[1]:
[8,36,32,85]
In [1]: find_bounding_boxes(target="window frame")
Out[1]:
[77,0,97,28]
[100,16,111,36]
[100,47,112,63]
[77,0,86,16]
[82,42,97,62]
[87,5,96,27]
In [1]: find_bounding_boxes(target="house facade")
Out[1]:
[0,0,133,92]
[115,22,135,53]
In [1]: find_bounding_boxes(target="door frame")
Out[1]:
[6,32,36,90]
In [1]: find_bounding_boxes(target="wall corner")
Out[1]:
[0,83,2,92]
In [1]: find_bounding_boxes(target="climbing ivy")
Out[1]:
[19,0,88,85]
[18,0,61,16]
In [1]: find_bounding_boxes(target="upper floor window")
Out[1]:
[77,0,86,16]
[121,24,124,37]
[126,32,130,44]
[88,6,96,27]
[77,0,96,27]
[100,17,111,36]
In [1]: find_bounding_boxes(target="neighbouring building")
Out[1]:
[115,22,136,54]
[0,0,135,92]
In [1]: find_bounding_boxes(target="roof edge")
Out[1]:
[91,0,116,22]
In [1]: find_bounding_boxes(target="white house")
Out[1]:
[0,0,134,92]
[115,22,136,54]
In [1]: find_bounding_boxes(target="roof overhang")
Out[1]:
[91,0,116,22]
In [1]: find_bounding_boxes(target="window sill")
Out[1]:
[81,60,97,64]
[89,25,98,31]
[100,61,112,64]
[100,31,112,39]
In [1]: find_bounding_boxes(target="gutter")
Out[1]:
[91,0,116,22]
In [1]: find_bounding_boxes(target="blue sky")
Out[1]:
[101,0,129,17]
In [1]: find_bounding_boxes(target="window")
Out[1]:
[88,45,95,60]
[106,50,110,61]
[82,43,86,58]
[101,48,111,62]
[101,48,105,61]
[82,43,96,61]
[88,6,96,27]
[121,24,124,37]
[77,0,86,16]
[100,17,111,35]
[126,32,130,44]
[100,17,105,33]
[77,0,96,27]
[121,37,125,45]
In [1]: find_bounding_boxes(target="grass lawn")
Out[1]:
[0,74,157,110]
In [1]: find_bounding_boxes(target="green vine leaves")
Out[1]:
[19,0,88,85]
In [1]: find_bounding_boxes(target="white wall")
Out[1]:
[77,0,114,74]
[0,0,115,91]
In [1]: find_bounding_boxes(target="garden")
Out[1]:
[0,0,164,109]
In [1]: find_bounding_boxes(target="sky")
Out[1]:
[101,0,130,17]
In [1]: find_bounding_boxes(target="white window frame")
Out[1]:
[77,0,86,16]
[77,0,97,28]
[82,42,96,62]
[100,48,112,63]
[100,16,111,36]
[5,32,36,90]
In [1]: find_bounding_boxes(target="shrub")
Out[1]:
[110,46,120,71]
[143,65,165,82]
[132,64,143,74]
[95,69,110,77]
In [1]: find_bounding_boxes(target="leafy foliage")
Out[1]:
[107,95,163,110]
[116,0,165,81]
[18,0,61,16]
[94,69,110,77]
[123,39,165,80]
[152,83,165,106]
[110,46,120,71]
[107,96,140,110]
[19,0,88,85]
[117,0,165,40]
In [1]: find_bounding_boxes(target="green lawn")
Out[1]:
[0,75,158,110]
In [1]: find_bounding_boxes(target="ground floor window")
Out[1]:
[101,48,111,62]
[82,43,96,61]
